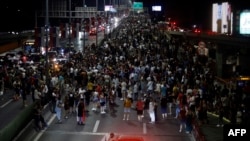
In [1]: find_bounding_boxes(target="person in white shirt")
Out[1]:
[51,75,58,88]
[92,90,99,111]
[148,98,155,124]
[78,87,86,101]
[133,82,139,101]
[34,89,42,102]
[121,80,127,100]
[147,78,154,95]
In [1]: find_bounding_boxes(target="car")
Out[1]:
[56,55,68,63]
[27,53,44,64]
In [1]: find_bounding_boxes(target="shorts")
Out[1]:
[161,107,167,114]
[137,109,143,115]
[124,107,131,113]
[100,102,105,106]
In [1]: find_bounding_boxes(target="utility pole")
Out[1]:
[68,0,72,54]
[83,0,86,52]
[96,0,98,48]
[45,0,49,85]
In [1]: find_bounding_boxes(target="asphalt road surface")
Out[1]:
[14,97,195,141]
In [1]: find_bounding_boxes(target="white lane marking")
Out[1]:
[46,130,107,136]
[101,133,109,141]
[143,123,147,134]
[33,114,56,141]
[0,99,13,108]
[93,120,100,133]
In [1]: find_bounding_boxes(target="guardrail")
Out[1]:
[0,102,37,141]
[192,121,206,141]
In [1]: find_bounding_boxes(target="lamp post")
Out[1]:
[45,0,49,85]
[68,0,72,52]
[96,0,98,47]
[83,0,86,52]
[68,0,72,60]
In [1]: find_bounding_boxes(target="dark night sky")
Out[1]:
[0,0,249,32]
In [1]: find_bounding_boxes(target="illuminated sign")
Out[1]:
[212,2,233,34]
[240,11,250,34]
[152,6,162,11]
[133,2,143,10]
[105,5,113,11]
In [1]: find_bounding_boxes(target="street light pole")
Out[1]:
[83,0,85,52]
[68,0,72,51]
[96,0,98,47]
[45,0,49,85]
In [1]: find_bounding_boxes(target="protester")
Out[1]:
[136,97,144,122]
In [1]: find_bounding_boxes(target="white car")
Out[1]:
[56,55,68,63]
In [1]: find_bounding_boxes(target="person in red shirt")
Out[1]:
[178,105,187,132]
[175,92,184,118]
[136,98,144,122]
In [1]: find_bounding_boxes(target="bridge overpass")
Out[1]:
[167,31,250,47]
[167,31,250,78]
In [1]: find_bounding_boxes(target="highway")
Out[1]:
[15,99,194,141]
[5,14,248,141]
[0,19,195,141]
[0,30,104,140]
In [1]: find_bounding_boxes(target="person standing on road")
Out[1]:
[92,90,99,111]
[33,102,47,131]
[136,97,144,122]
[12,78,21,101]
[51,89,58,113]
[63,95,70,119]
[160,96,168,119]
[123,96,132,120]
[178,105,187,132]
[121,79,127,100]
[185,108,194,134]
[34,88,42,103]
[68,90,75,114]
[77,99,85,125]
[100,94,106,114]
[55,95,63,123]
[148,98,156,124]
[20,72,28,107]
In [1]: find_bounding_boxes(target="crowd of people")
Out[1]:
[1,13,250,132]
